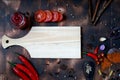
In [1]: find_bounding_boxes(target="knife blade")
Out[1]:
[2,26,81,58]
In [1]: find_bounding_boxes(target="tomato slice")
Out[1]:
[34,10,46,22]
[58,12,63,22]
[44,10,53,22]
[52,11,59,22]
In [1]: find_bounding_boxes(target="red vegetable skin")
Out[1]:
[18,54,39,80]
[44,10,53,22]
[94,46,99,54]
[34,10,46,22]
[11,12,28,29]
[58,12,63,21]
[11,13,23,25]
[87,53,98,61]
[52,11,59,22]
[16,64,35,80]
[13,67,30,80]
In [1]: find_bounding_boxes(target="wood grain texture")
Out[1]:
[2,26,81,58]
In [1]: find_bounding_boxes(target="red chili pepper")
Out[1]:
[94,46,99,54]
[87,53,98,61]
[13,67,30,80]
[16,53,39,80]
[8,61,35,80]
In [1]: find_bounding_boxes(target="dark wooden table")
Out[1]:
[0,0,120,80]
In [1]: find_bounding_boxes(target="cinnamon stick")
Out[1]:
[88,0,93,23]
[93,0,113,25]
[92,0,101,22]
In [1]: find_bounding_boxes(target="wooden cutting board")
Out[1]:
[2,26,81,58]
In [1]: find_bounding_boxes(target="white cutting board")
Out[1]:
[2,26,81,58]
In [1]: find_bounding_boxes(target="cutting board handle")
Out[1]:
[2,35,15,48]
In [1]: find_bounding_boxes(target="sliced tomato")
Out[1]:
[58,12,63,22]
[51,11,59,22]
[34,10,46,22]
[44,10,53,22]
